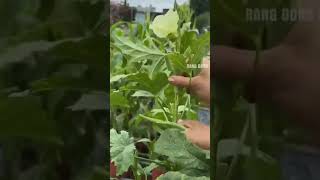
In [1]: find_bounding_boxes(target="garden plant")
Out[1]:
[212,0,295,180]
[0,0,107,179]
[110,2,210,180]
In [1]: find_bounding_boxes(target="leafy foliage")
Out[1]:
[0,0,107,180]
[154,129,210,176]
[112,35,165,63]
[212,0,294,180]
[110,129,136,176]
[158,171,210,180]
[110,4,210,131]
[110,2,210,179]
[110,128,210,179]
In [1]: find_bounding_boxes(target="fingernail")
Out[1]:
[168,77,175,82]
[177,119,183,124]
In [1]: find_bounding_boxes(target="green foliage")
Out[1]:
[0,0,107,179]
[110,3,210,179]
[212,0,294,180]
[112,35,165,63]
[68,92,107,111]
[110,129,136,176]
[154,129,210,176]
[127,72,168,95]
[110,91,129,108]
[158,171,210,180]
[110,4,210,130]
[138,114,185,130]
[110,128,210,179]
[0,96,61,145]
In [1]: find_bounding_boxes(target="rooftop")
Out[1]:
[111,0,188,13]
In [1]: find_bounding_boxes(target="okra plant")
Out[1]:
[110,3,210,180]
[110,4,209,131]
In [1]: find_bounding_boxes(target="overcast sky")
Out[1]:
[111,0,189,12]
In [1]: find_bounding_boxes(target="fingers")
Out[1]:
[202,58,210,65]
[177,120,200,129]
[169,57,209,90]
[178,120,211,150]
[200,59,210,77]
[168,76,193,89]
[212,46,256,80]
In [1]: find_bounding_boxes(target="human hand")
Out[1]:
[178,120,210,150]
[168,59,210,106]
[213,10,320,137]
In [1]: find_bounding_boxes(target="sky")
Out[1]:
[111,0,189,12]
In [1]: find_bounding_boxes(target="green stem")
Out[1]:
[172,87,179,122]
[186,74,192,119]
[249,103,258,158]
[135,156,165,166]
[111,110,118,131]
[249,31,263,158]
[179,94,190,120]
[157,97,170,122]
[226,114,250,180]
[133,152,141,180]
[176,88,179,121]
[139,114,185,130]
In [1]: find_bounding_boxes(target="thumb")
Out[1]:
[168,75,193,88]
[177,120,199,129]
[213,46,256,80]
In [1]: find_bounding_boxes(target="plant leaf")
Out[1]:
[143,163,158,175]
[128,72,168,95]
[180,31,197,54]
[112,34,165,62]
[0,41,57,69]
[154,129,209,176]
[131,90,154,97]
[68,91,108,111]
[110,74,129,83]
[166,53,188,74]
[110,91,129,108]
[0,96,62,145]
[110,129,136,176]
[218,139,277,164]
[190,32,210,65]
[158,171,209,180]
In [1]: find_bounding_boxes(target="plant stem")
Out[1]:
[135,156,165,166]
[179,94,190,120]
[186,74,192,119]
[173,86,179,122]
[111,110,118,131]
[249,103,258,158]
[133,152,141,180]
[249,31,263,158]
[139,114,185,130]
[157,97,170,122]
[226,114,250,180]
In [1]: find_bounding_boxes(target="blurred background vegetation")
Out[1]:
[212,0,296,180]
[0,0,107,180]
